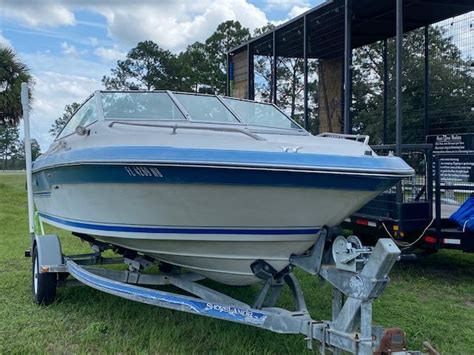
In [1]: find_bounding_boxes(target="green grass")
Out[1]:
[0,172,473,354]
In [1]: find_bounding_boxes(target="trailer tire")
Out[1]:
[32,245,57,305]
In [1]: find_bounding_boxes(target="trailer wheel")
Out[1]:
[32,245,57,305]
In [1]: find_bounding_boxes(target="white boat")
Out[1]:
[32,90,413,285]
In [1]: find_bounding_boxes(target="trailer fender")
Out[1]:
[33,234,63,268]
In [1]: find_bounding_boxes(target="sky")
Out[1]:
[0,0,324,150]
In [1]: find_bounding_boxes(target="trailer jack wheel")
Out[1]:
[32,245,57,305]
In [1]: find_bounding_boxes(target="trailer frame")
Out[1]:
[30,230,405,354]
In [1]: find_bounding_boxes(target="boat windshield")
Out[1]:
[174,93,238,123]
[101,92,185,120]
[222,98,300,130]
[54,91,303,137]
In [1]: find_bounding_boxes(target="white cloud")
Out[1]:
[61,41,79,57]
[0,33,12,48]
[265,0,309,10]
[288,5,311,18]
[1,0,75,27]
[1,0,269,52]
[20,51,109,78]
[17,51,109,149]
[94,45,126,62]
[269,19,288,27]
[95,0,268,51]
[19,71,99,150]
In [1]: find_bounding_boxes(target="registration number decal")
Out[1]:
[124,166,163,178]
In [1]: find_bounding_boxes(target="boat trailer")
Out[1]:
[30,228,415,354]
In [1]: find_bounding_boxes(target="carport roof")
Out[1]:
[229,0,474,59]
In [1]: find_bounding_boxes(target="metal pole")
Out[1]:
[226,53,230,96]
[426,147,433,218]
[435,155,441,239]
[395,0,403,156]
[248,45,255,100]
[21,82,35,241]
[424,25,430,139]
[343,0,352,134]
[246,44,250,99]
[383,39,388,144]
[272,30,277,105]
[303,16,309,130]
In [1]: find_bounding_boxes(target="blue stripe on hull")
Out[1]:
[33,163,399,191]
[39,212,321,235]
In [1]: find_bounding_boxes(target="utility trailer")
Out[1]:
[342,144,434,252]
[420,153,474,253]
[21,83,427,354]
[343,144,474,256]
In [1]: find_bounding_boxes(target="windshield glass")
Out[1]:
[101,92,185,120]
[174,93,239,123]
[58,97,97,139]
[222,98,300,130]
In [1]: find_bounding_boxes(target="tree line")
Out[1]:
[0,123,40,170]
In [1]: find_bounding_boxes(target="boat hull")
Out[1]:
[33,162,394,285]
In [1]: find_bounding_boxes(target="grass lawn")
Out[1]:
[0,172,473,353]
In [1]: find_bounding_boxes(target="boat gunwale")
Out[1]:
[33,145,414,177]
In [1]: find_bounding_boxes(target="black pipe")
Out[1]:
[424,25,430,139]
[435,155,441,238]
[426,147,434,218]
[247,44,254,100]
[395,0,404,205]
[343,0,352,134]
[226,53,230,96]
[395,0,403,157]
[303,15,309,130]
[272,31,277,104]
[383,39,388,144]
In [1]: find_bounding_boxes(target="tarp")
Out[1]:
[450,196,474,232]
